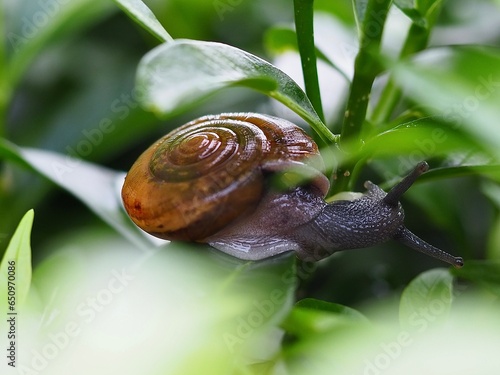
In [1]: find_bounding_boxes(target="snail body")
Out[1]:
[121,113,463,267]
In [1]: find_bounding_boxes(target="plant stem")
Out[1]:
[335,0,391,192]
[293,0,325,124]
[371,23,430,125]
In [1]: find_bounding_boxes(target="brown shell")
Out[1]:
[121,112,328,241]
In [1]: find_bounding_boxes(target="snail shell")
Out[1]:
[121,113,328,242]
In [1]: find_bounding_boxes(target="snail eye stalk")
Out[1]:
[384,161,429,207]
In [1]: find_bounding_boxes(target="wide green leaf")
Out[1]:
[112,0,172,42]
[0,209,33,313]
[399,268,454,331]
[0,138,31,168]
[314,0,356,25]
[0,141,152,250]
[390,46,500,159]
[337,115,493,178]
[361,117,487,160]
[136,39,336,144]
[281,298,367,338]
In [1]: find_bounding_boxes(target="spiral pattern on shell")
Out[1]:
[121,113,326,241]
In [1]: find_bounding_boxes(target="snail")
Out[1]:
[121,113,463,268]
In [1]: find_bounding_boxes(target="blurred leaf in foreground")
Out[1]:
[0,209,33,312]
[16,234,296,375]
[390,46,500,159]
[399,268,453,332]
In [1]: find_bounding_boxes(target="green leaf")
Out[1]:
[264,27,300,54]
[282,298,367,337]
[283,293,500,374]
[390,46,500,159]
[136,39,336,144]
[361,117,487,160]
[394,0,443,28]
[0,209,33,312]
[295,298,367,319]
[343,116,493,179]
[112,0,172,42]
[1,142,153,251]
[284,296,500,374]
[451,260,500,297]
[419,165,500,183]
[0,138,31,168]
[315,0,356,25]
[282,303,377,375]
[399,268,454,331]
